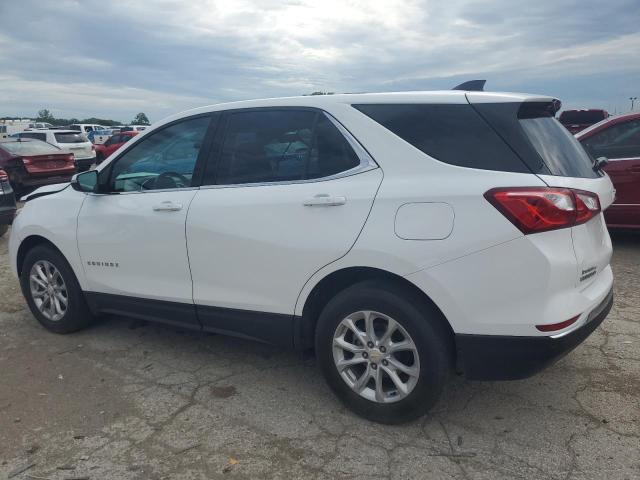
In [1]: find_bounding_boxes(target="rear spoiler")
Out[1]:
[452,80,486,91]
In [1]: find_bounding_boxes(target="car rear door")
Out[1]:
[186,108,382,345]
[580,118,640,228]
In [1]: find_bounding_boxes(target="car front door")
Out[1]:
[581,119,640,227]
[76,114,215,327]
[186,108,383,345]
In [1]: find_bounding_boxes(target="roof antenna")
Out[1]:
[452,80,486,91]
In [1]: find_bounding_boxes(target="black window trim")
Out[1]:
[200,106,377,189]
[93,112,220,195]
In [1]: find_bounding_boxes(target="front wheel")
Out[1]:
[20,245,94,334]
[315,280,452,424]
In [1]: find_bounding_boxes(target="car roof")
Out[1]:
[153,90,557,128]
[25,129,82,134]
[576,111,640,139]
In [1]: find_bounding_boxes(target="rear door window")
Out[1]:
[209,109,361,185]
[20,132,47,142]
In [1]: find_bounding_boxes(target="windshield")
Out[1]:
[560,111,606,124]
[54,132,87,144]
[1,140,61,155]
[520,117,599,178]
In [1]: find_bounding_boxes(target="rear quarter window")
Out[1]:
[352,104,529,173]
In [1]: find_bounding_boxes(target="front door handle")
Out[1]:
[303,194,347,207]
[153,201,183,212]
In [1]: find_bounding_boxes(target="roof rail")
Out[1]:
[452,80,486,91]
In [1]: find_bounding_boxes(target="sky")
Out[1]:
[1,0,639,123]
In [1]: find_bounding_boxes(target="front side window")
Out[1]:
[581,120,640,159]
[109,116,210,192]
[212,110,361,185]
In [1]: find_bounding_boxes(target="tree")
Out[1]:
[36,108,55,122]
[132,112,150,125]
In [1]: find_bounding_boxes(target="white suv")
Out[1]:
[8,89,615,423]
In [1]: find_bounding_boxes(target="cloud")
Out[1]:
[0,0,638,121]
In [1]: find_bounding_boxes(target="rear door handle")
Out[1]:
[303,194,346,207]
[153,201,183,212]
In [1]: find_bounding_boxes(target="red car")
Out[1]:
[559,109,609,134]
[0,139,76,194]
[576,111,640,229]
[94,131,138,164]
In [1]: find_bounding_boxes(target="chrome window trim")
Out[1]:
[603,157,640,162]
[201,111,378,190]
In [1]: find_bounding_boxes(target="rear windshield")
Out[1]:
[520,117,598,178]
[559,111,606,124]
[54,132,87,144]
[352,104,529,173]
[1,140,61,155]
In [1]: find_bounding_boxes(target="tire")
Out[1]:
[0,224,7,238]
[95,153,104,166]
[315,280,452,424]
[20,245,94,334]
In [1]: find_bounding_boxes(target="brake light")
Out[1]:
[485,187,600,234]
[0,169,7,181]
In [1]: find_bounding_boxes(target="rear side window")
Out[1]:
[210,110,361,185]
[352,104,528,173]
[20,132,47,142]
[54,132,87,143]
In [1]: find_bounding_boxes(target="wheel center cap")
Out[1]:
[368,349,384,363]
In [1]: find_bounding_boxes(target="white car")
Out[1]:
[8,88,614,423]
[68,124,107,135]
[17,129,96,172]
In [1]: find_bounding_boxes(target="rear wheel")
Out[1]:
[95,153,104,165]
[20,245,94,334]
[315,280,452,424]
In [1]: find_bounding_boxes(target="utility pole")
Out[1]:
[631,97,638,110]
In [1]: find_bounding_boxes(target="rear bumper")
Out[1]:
[456,287,613,380]
[21,174,75,187]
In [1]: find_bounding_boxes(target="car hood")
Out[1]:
[21,182,70,202]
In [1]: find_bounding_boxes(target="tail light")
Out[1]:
[0,169,7,182]
[485,187,601,234]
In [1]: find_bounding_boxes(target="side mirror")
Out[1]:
[71,170,98,193]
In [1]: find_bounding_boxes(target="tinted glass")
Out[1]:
[520,117,599,178]
[353,104,528,173]
[1,140,61,155]
[559,111,607,124]
[54,132,87,143]
[20,132,47,142]
[580,119,640,160]
[213,110,360,185]
[110,116,210,192]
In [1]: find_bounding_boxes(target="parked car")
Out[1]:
[9,89,614,424]
[119,125,148,132]
[559,109,609,134]
[17,130,96,172]
[68,124,107,137]
[26,122,54,130]
[88,128,115,145]
[94,131,138,164]
[0,168,17,238]
[576,111,640,229]
[0,139,76,195]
